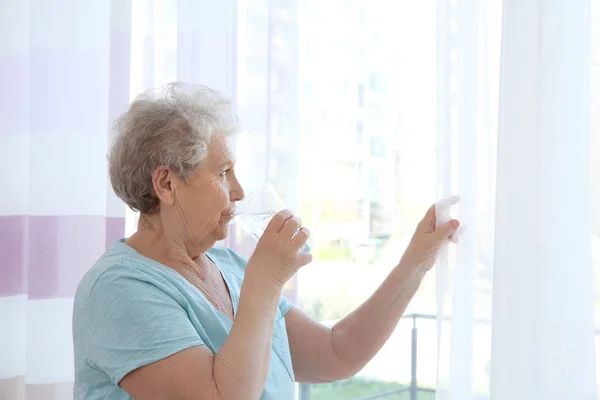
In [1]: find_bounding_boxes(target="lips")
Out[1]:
[221,208,236,217]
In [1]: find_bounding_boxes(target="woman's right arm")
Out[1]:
[119,210,311,400]
[120,276,282,399]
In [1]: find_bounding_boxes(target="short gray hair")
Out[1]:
[109,82,239,214]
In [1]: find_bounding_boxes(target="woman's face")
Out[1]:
[168,133,244,247]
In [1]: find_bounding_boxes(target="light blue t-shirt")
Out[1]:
[73,239,295,400]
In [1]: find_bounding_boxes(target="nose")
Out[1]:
[230,176,245,203]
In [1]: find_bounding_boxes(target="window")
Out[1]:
[358,84,365,107]
[356,120,364,143]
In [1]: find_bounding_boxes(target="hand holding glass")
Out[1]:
[234,183,311,252]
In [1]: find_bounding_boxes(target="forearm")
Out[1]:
[331,262,426,372]
[212,274,282,399]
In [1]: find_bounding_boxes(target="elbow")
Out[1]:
[329,329,367,381]
[209,369,265,400]
[332,361,364,381]
[296,359,361,384]
[312,358,364,383]
[205,383,254,400]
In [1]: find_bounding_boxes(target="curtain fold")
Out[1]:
[435,0,500,398]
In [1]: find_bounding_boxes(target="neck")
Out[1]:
[127,213,215,270]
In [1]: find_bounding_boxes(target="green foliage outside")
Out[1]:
[306,378,435,400]
[313,246,353,261]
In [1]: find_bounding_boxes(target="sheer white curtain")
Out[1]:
[492,0,597,398]
[0,1,130,398]
[129,0,237,102]
[435,0,500,398]
[436,0,598,399]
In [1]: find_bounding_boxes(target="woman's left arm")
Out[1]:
[285,205,460,383]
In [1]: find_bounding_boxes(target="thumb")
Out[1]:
[434,219,460,242]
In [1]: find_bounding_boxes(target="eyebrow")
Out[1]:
[219,159,235,169]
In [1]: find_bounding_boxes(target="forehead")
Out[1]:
[206,134,235,165]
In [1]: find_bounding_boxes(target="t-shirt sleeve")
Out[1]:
[82,266,204,385]
[278,295,293,317]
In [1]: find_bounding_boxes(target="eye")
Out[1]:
[219,169,231,179]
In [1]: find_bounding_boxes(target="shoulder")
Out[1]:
[76,256,159,302]
[74,247,184,324]
[73,251,196,350]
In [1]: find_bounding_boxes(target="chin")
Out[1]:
[214,224,230,241]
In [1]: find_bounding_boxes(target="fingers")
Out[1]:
[434,219,460,242]
[264,209,311,254]
[297,251,313,266]
[281,215,302,239]
[291,227,310,249]
[420,195,461,229]
[450,224,467,243]
[264,209,294,234]
[422,204,436,223]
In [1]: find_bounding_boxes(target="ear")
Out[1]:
[151,166,176,207]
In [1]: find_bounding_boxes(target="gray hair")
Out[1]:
[109,82,239,214]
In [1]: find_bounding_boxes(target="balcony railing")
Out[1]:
[298,313,600,400]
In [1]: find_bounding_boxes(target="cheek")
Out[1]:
[212,182,230,211]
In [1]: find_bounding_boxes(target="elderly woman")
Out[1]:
[72,83,459,400]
